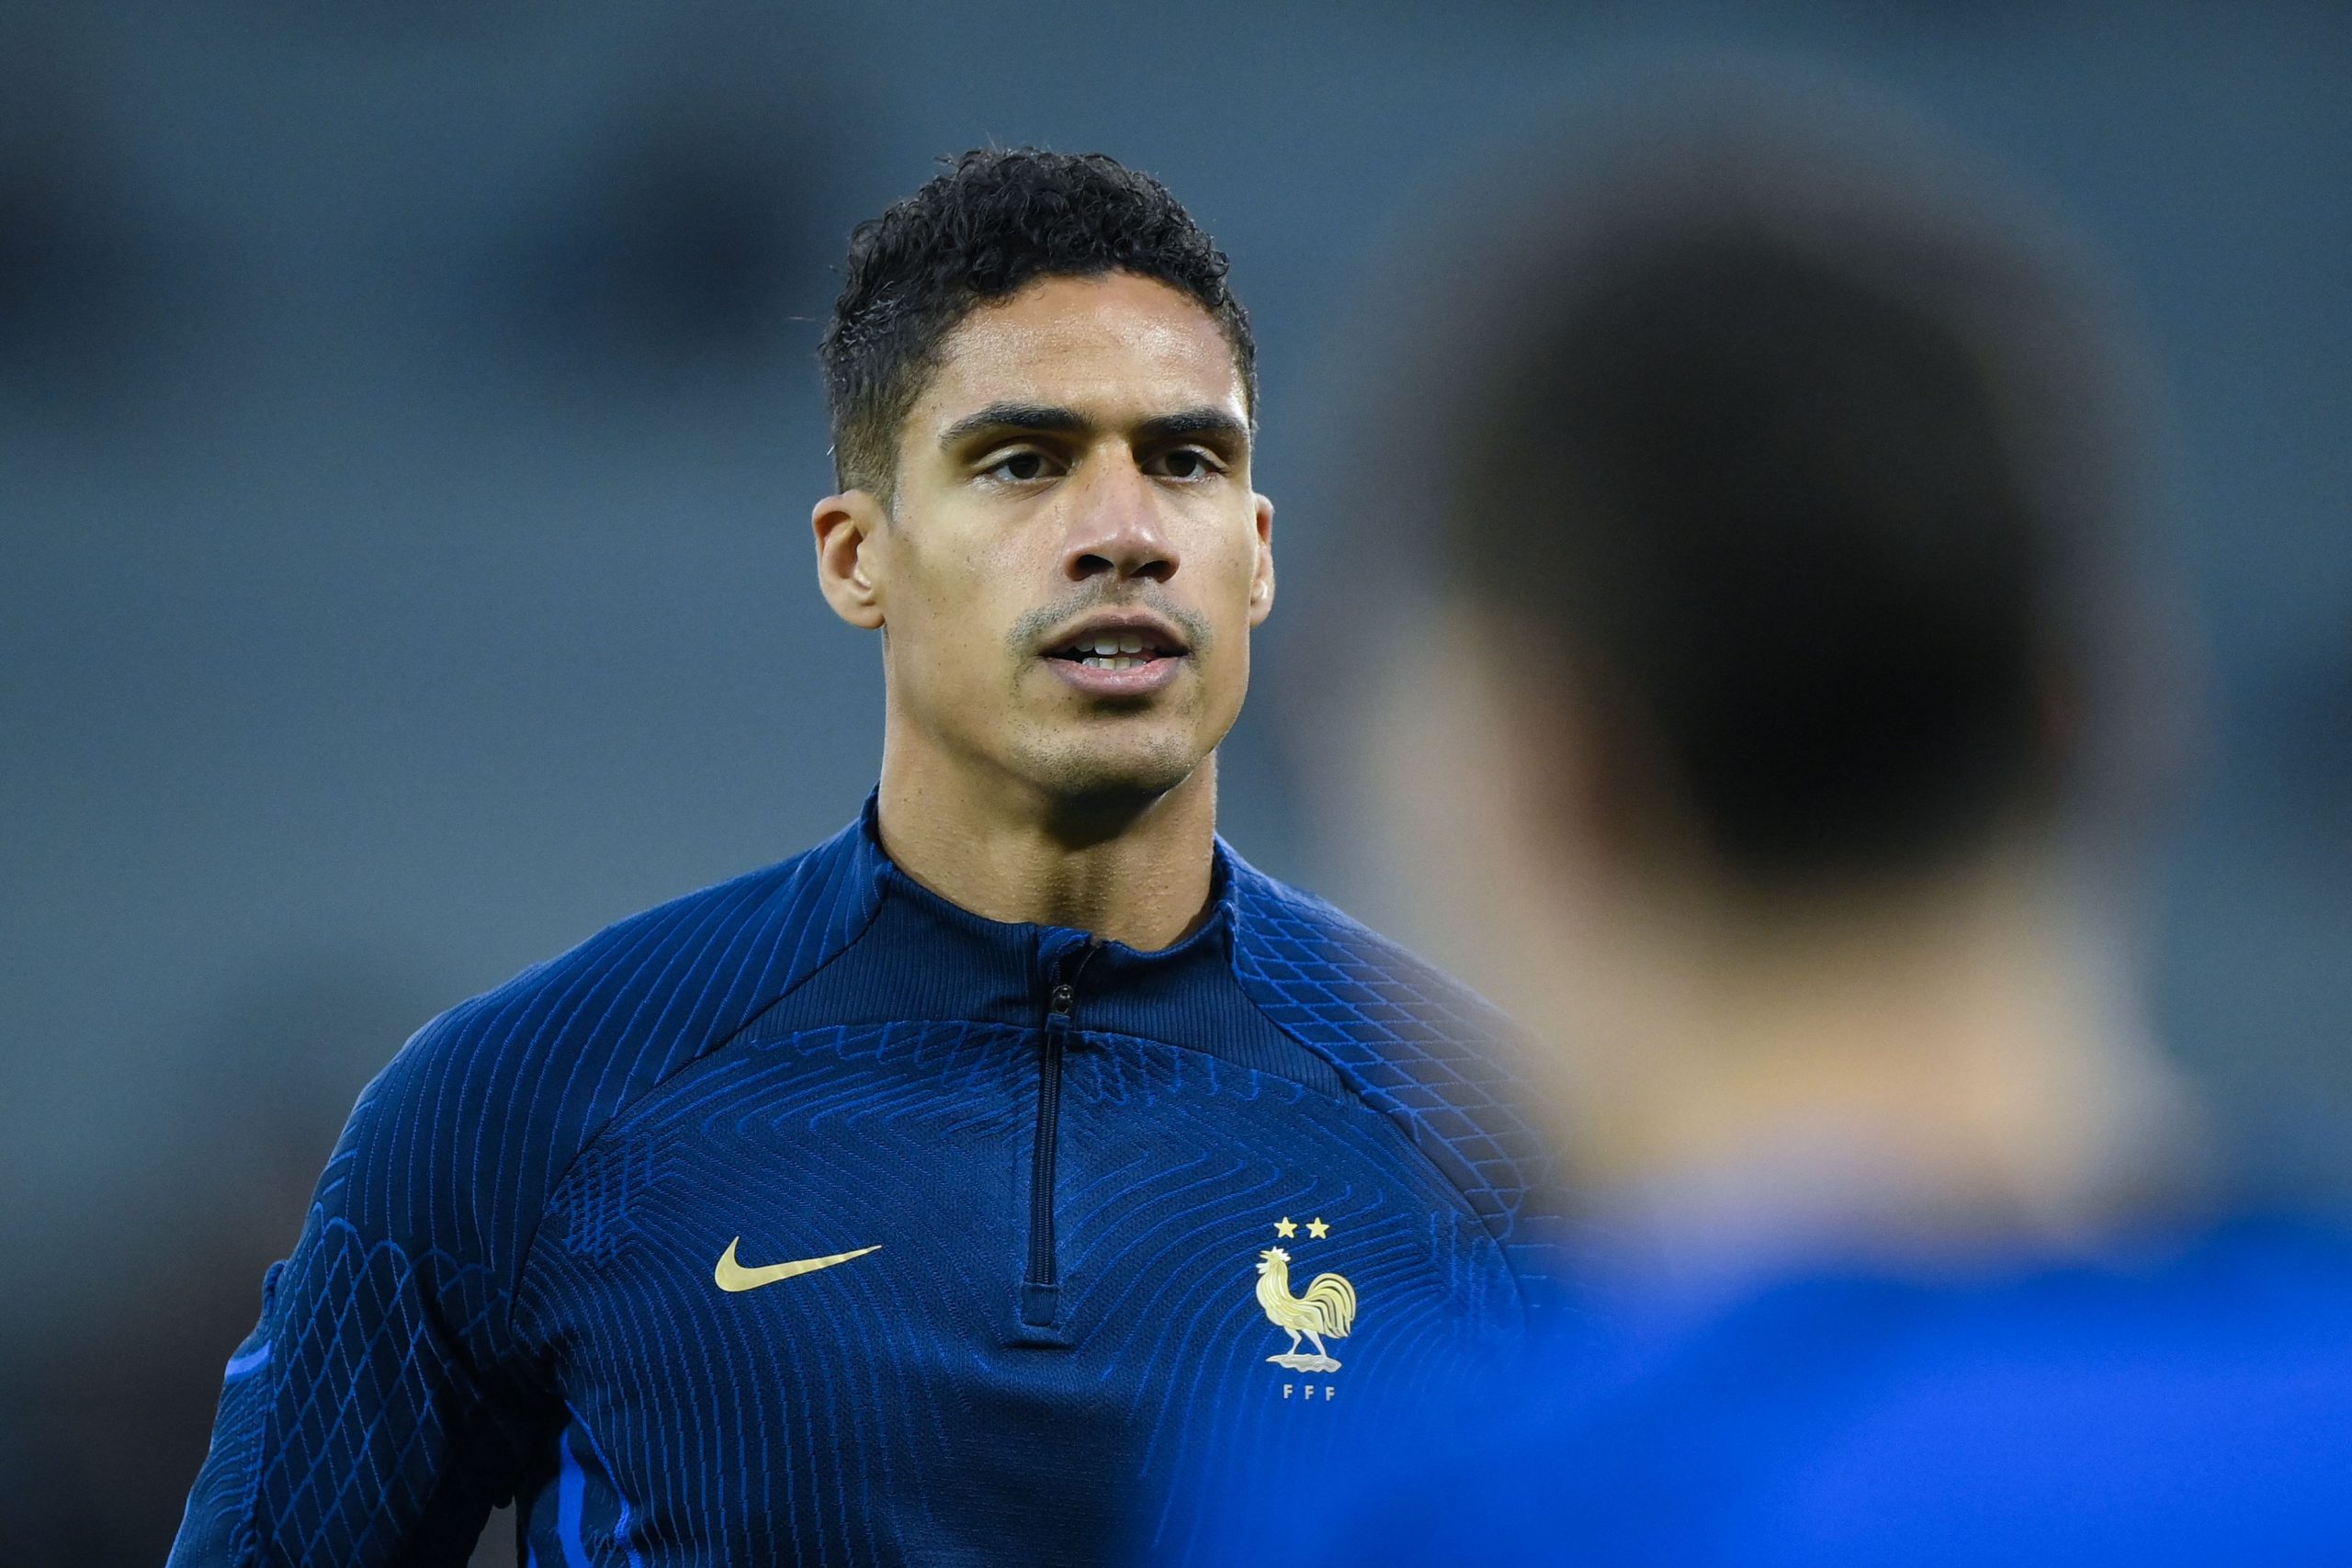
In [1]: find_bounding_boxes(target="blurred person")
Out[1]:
[165,149,1557,1566]
[1302,90,2352,1563]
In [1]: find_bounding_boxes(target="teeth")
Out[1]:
[1059,630,1180,666]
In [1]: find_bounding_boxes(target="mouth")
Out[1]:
[1046,632,1186,671]
[1039,612,1192,695]
[1044,614,1188,669]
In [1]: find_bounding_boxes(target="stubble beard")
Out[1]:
[997,589,1227,812]
[1008,703,1211,812]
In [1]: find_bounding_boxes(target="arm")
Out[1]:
[170,1053,546,1564]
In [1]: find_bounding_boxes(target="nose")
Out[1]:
[1060,450,1177,586]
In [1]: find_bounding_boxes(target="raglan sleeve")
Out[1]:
[169,1019,546,1566]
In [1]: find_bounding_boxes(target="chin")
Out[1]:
[1018,728,1206,807]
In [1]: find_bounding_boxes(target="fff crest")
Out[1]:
[1251,1214,1357,1373]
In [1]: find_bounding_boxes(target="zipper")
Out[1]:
[1022,939,1101,1328]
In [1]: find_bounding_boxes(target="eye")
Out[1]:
[979,447,1058,485]
[1153,446,1225,481]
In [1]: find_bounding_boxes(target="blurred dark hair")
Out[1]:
[820,148,1255,500]
[1453,107,2142,895]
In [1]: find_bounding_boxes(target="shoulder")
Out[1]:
[1224,854,1516,1045]
[372,818,877,1129]
[320,818,882,1273]
[1222,848,1566,1260]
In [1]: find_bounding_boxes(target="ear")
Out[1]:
[1246,491,1276,628]
[813,489,890,630]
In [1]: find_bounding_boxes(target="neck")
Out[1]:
[874,731,1220,952]
[1549,857,2196,1270]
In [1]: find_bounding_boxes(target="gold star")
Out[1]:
[1273,1217,1298,1238]
[1306,1217,1330,1239]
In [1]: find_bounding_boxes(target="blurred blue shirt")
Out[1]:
[1284,1217,2352,1565]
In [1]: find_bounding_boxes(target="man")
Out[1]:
[1296,94,2352,1562]
[169,150,1556,1566]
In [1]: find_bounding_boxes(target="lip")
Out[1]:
[1038,609,1191,700]
[1047,654,1186,698]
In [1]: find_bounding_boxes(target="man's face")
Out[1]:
[826,272,1272,808]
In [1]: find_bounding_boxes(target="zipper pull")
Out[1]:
[1046,938,1101,1020]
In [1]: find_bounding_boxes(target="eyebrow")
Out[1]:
[937,401,1250,452]
[1135,408,1251,448]
[938,402,1088,448]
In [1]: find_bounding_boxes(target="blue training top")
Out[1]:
[1294,1216,2352,1566]
[169,798,1561,1566]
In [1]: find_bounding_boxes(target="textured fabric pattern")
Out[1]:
[1227,863,1565,1282]
[170,802,1561,1565]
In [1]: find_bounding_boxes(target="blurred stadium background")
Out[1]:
[1,3,2345,1559]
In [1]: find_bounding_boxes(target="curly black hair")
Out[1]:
[820,148,1256,500]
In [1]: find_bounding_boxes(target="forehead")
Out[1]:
[913,272,1247,432]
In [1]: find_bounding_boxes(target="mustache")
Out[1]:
[1006,585,1215,656]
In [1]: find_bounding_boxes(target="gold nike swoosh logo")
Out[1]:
[712,1237,882,1293]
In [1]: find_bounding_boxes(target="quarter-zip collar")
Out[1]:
[747,795,1332,1095]
[840,795,1250,1340]
[846,791,1243,1021]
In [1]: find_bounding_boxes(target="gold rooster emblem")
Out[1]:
[1255,1247,1357,1372]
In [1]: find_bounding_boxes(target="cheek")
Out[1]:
[892,536,1032,689]
[1170,499,1248,585]
[1198,529,1263,645]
